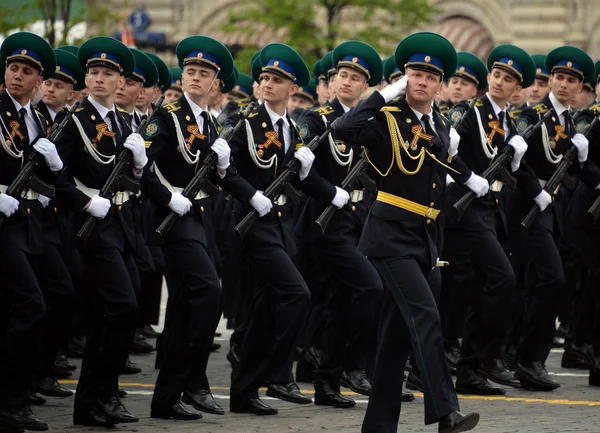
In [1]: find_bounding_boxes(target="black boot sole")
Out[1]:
[514,370,560,391]
[440,412,480,433]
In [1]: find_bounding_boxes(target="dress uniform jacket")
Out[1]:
[335,92,472,267]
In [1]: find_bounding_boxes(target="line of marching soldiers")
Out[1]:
[0,28,600,433]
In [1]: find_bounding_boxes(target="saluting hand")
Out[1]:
[378,75,408,103]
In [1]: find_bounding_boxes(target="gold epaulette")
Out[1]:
[508,110,522,120]
[531,103,549,115]
[164,101,181,113]
[381,106,401,113]
[315,105,334,116]
[472,98,484,107]
[236,98,251,108]
[589,102,600,113]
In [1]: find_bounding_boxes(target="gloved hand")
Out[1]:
[508,135,528,172]
[168,192,192,216]
[534,190,552,211]
[85,195,111,218]
[446,174,455,186]
[294,146,315,180]
[0,193,19,217]
[572,133,589,163]
[331,186,350,209]
[123,133,148,169]
[33,138,63,172]
[249,191,272,217]
[38,195,51,208]
[449,128,460,157]
[465,173,489,198]
[378,75,408,103]
[211,138,231,171]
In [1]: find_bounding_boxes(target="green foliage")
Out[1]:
[222,0,436,72]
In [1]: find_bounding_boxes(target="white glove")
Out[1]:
[572,133,589,163]
[464,173,489,198]
[294,146,315,180]
[446,174,455,186]
[378,75,408,103]
[449,128,460,157]
[85,195,111,218]
[38,195,51,208]
[331,186,350,209]
[533,190,552,211]
[168,192,192,216]
[508,135,528,172]
[0,193,19,217]
[249,191,272,217]
[123,133,148,169]
[33,138,63,172]
[211,138,231,171]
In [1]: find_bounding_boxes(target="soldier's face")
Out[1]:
[164,88,182,104]
[527,78,550,104]
[549,72,583,106]
[85,66,122,98]
[287,95,312,112]
[259,72,297,105]
[405,68,441,104]
[182,64,217,98]
[334,67,368,104]
[115,77,143,108]
[570,88,595,110]
[509,86,527,107]
[41,78,74,110]
[5,61,42,100]
[316,79,329,104]
[447,76,477,104]
[328,74,337,97]
[487,68,519,102]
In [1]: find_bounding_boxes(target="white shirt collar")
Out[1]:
[6,90,31,113]
[46,105,57,122]
[88,95,117,121]
[408,106,433,121]
[549,91,569,118]
[264,102,289,128]
[338,100,351,113]
[135,108,149,117]
[485,93,508,118]
[184,91,207,121]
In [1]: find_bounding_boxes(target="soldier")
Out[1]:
[296,40,384,408]
[0,31,61,433]
[313,60,329,105]
[56,45,83,108]
[509,45,600,391]
[335,31,482,433]
[571,78,596,110]
[53,36,147,426]
[163,67,183,104]
[321,51,337,101]
[445,45,534,395]
[226,43,338,415]
[527,54,551,105]
[288,77,317,115]
[141,35,269,421]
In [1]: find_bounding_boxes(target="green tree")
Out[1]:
[221,0,436,73]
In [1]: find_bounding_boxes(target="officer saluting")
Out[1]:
[335,32,482,433]
[0,31,60,433]
[53,36,148,427]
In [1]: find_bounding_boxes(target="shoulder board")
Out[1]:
[508,110,522,120]
[588,103,600,113]
[236,98,251,108]
[247,112,259,119]
[75,107,84,112]
[381,106,401,113]
[531,103,548,115]
[164,101,181,113]
[315,105,334,116]
[473,98,484,107]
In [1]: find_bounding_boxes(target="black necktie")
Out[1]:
[564,110,572,137]
[19,107,29,144]
[421,114,437,137]
[498,111,505,130]
[201,111,210,142]
[107,111,122,145]
[133,112,141,129]
[276,118,287,159]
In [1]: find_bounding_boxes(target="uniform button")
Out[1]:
[426,219,431,224]
[118,205,122,211]
[496,199,499,204]
[351,205,356,211]
[27,208,31,214]
[432,183,436,189]
[53,207,57,213]
[277,211,282,217]
[430,202,435,207]
[200,206,204,212]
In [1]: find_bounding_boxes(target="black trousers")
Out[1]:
[0,248,45,409]
[362,257,458,433]
[445,226,516,371]
[508,210,564,363]
[312,236,382,387]
[230,243,311,402]
[133,235,162,326]
[151,239,222,411]
[74,246,139,412]
[37,242,75,379]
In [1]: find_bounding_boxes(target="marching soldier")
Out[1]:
[509,45,600,391]
[53,36,148,426]
[335,32,482,433]
[526,54,551,105]
[446,46,534,395]
[0,31,61,433]
[226,43,337,415]
[288,77,317,116]
[296,40,383,408]
[141,35,269,421]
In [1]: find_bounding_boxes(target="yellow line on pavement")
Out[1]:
[58,380,600,406]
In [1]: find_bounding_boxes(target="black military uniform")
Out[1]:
[509,46,600,391]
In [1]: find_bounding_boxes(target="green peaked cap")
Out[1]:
[176,35,234,79]
[546,45,595,85]
[333,40,383,86]
[1,31,56,79]
[395,32,457,79]
[78,36,135,77]
[53,49,86,91]
[259,42,310,87]
[454,52,488,90]
[129,48,158,88]
[487,44,536,88]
